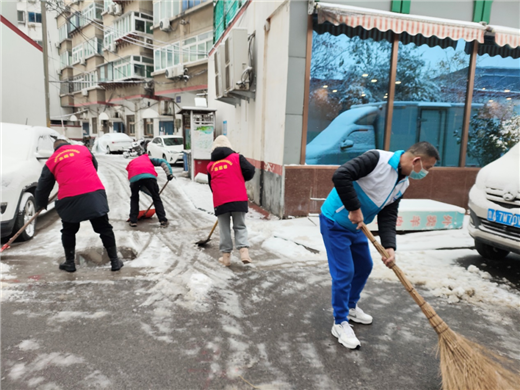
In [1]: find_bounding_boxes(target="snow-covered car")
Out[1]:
[1,123,59,241]
[96,133,133,154]
[147,135,184,164]
[468,143,520,260]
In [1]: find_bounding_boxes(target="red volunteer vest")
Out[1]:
[207,153,248,208]
[46,145,105,200]
[126,154,158,181]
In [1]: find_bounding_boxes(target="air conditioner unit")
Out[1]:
[214,43,226,98]
[109,42,117,53]
[81,89,89,97]
[165,64,184,79]
[159,18,171,32]
[56,69,62,76]
[55,42,61,49]
[174,118,182,132]
[80,57,86,65]
[113,4,122,16]
[223,28,249,93]
[107,4,115,15]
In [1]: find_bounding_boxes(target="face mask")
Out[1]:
[410,159,429,180]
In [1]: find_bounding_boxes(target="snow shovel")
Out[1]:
[196,220,218,246]
[359,223,520,390]
[137,181,169,220]
[1,193,58,253]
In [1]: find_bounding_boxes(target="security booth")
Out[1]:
[177,107,216,180]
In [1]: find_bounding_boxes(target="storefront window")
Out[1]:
[465,48,520,167]
[305,30,391,165]
[390,39,470,166]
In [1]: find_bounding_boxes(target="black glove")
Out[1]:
[167,174,174,181]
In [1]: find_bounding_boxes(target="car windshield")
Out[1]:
[163,137,183,146]
[109,133,131,141]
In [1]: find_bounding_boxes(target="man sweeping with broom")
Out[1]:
[320,142,439,349]
[126,153,173,228]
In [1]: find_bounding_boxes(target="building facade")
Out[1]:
[206,0,520,217]
[55,0,212,142]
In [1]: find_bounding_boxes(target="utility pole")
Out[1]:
[40,0,51,127]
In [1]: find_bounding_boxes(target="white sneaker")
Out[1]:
[348,305,373,325]
[331,321,361,349]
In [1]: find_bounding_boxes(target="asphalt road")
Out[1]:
[2,156,519,390]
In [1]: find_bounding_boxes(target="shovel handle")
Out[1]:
[207,220,218,240]
[0,192,58,253]
[139,181,169,220]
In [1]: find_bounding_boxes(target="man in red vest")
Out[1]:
[35,139,123,272]
[207,136,255,266]
[126,154,173,227]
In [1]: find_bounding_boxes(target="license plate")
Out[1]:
[487,209,520,228]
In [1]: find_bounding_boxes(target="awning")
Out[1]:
[315,2,486,43]
[492,26,520,48]
[108,118,123,123]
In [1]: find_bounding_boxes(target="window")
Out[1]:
[37,136,55,156]
[154,32,210,72]
[100,56,154,81]
[112,12,153,41]
[305,30,391,165]
[128,115,135,135]
[58,24,69,42]
[82,3,103,24]
[60,51,72,69]
[389,39,471,167]
[36,13,42,23]
[153,0,182,26]
[17,11,25,23]
[104,0,114,12]
[182,0,205,12]
[145,120,154,136]
[164,137,182,146]
[465,49,520,167]
[28,12,35,23]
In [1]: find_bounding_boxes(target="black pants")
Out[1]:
[61,214,116,249]
[130,178,166,223]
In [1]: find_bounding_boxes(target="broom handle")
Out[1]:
[207,220,218,240]
[360,223,448,334]
[142,181,169,217]
[1,192,58,252]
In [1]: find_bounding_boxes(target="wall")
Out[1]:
[284,166,480,217]
[489,0,520,29]
[207,0,291,216]
[1,15,46,126]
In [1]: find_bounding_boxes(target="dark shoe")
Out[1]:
[59,247,76,272]
[106,246,124,271]
[129,222,137,228]
[160,220,169,228]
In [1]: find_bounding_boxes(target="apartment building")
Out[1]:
[55,0,213,141]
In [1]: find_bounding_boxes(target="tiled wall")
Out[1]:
[283,166,480,217]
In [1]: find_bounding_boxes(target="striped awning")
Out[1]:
[493,26,520,48]
[315,2,486,44]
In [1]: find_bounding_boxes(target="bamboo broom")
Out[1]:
[360,223,520,390]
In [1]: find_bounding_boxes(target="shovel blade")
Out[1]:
[195,238,211,246]
[138,209,156,219]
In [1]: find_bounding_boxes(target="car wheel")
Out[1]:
[13,193,37,242]
[106,146,111,154]
[475,240,509,260]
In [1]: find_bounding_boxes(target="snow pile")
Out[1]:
[370,248,520,309]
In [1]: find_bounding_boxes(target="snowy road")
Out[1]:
[2,155,520,389]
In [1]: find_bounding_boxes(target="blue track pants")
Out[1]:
[320,214,373,324]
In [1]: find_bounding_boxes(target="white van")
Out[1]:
[468,143,520,260]
[1,123,59,241]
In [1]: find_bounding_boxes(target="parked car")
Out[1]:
[468,143,520,260]
[96,133,133,154]
[305,106,379,165]
[1,123,59,241]
[147,135,184,164]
